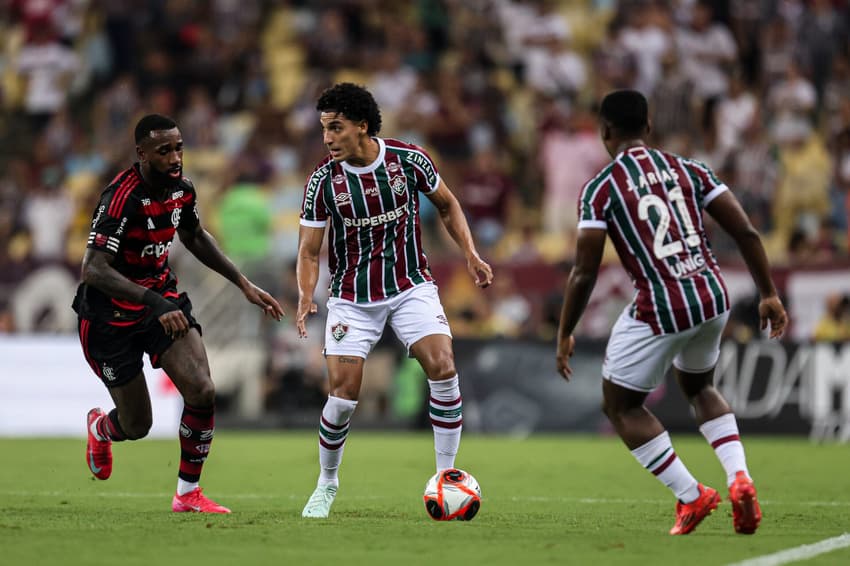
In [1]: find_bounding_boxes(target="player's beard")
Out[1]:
[147,166,182,190]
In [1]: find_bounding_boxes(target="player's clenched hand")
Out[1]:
[467,254,493,288]
[556,335,576,381]
[159,310,190,340]
[759,295,787,339]
[296,299,318,338]
[242,282,285,321]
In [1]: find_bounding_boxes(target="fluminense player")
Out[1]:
[296,83,493,518]
[74,114,284,513]
[556,90,787,535]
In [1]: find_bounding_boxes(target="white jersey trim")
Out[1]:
[423,173,441,194]
[300,219,327,228]
[577,220,608,230]
[341,137,386,175]
[703,184,729,206]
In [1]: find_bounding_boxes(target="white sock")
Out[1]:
[317,396,357,487]
[699,413,750,487]
[428,376,462,471]
[177,479,199,496]
[631,431,700,503]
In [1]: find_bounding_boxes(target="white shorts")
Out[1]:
[324,283,452,358]
[602,308,730,392]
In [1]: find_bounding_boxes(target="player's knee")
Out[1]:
[185,378,215,408]
[681,381,711,401]
[425,350,456,380]
[123,415,152,440]
[330,385,360,401]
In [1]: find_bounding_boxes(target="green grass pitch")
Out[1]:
[1,433,848,565]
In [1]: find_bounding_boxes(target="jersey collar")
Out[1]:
[340,137,385,175]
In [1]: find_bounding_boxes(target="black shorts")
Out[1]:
[77,292,202,387]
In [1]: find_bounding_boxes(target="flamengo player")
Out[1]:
[296,83,493,518]
[555,91,787,535]
[74,114,284,513]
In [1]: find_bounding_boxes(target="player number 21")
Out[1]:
[638,186,701,260]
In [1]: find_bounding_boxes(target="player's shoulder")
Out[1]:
[581,160,617,194]
[665,150,710,174]
[383,137,431,159]
[306,155,335,183]
[103,165,140,192]
[101,165,144,212]
[383,137,420,151]
[177,175,196,193]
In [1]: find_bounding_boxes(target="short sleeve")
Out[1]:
[300,165,330,227]
[688,159,729,206]
[407,144,441,193]
[87,188,134,255]
[577,177,610,230]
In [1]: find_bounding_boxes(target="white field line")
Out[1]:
[726,533,850,566]
[1,491,850,507]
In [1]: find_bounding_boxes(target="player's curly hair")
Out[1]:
[316,83,382,136]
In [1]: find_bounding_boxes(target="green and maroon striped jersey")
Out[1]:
[578,146,730,334]
[300,137,439,303]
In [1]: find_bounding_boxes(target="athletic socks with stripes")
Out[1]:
[428,375,462,472]
[699,412,750,487]
[317,396,357,487]
[630,431,700,503]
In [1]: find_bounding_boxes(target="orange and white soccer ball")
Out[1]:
[423,468,481,521]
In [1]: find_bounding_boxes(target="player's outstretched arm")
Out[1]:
[177,224,284,321]
[426,179,493,288]
[82,248,189,338]
[295,225,324,338]
[705,191,787,338]
[556,228,606,380]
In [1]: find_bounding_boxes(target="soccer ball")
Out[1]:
[423,468,481,521]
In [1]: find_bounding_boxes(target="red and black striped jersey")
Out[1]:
[76,163,200,323]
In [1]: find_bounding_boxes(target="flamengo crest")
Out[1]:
[331,322,348,342]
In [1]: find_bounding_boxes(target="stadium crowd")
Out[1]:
[1,0,849,355]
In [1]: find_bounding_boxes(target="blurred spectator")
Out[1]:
[797,0,846,104]
[21,166,74,262]
[715,71,757,162]
[592,19,638,93]
[768,60,816,142]
[179,85,219,148]
[728,117,777,234]
[539,108,609,236]
[834,128,850,248]
[457,148,515,251]
[649,49,694,143]
[522,18,586,102]
[618,2,671,96]
[813,292,850,342]
[773,126,831,244]
[675,1,737,129]
[486,274,533,338]
[15,21,79,134]
[0,300,15,333]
